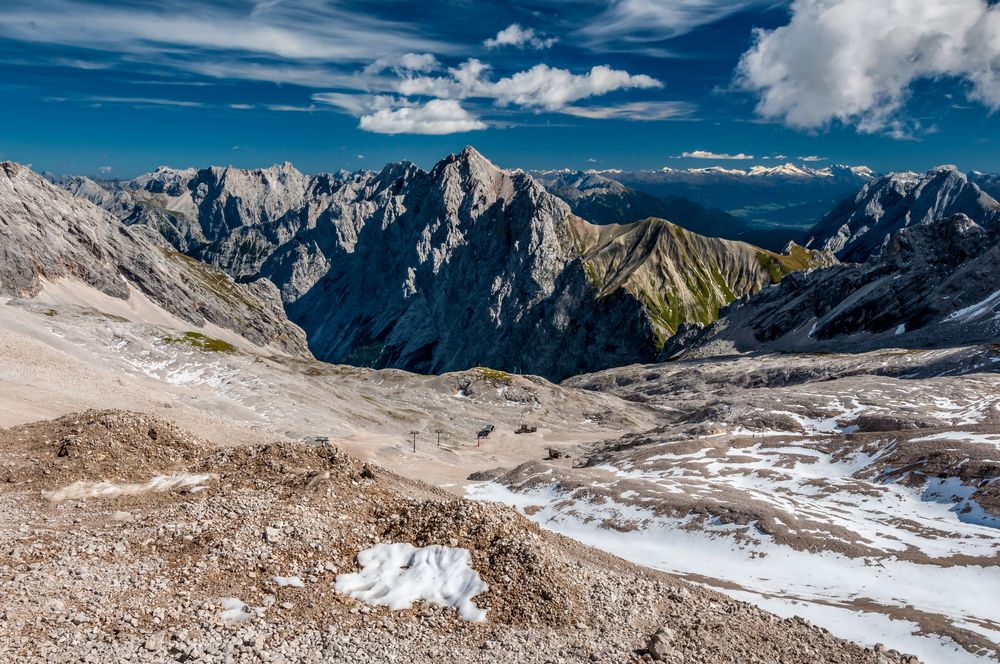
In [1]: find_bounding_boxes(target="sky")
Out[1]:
[1,0,999,177]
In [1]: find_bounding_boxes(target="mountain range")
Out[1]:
[576,162,877,229]
[804,165,1000,261]
[673,212,1000,359]
[8,148,1000,379]
[57,147,830,379]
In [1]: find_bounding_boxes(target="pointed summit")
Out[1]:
[458,145,488,162]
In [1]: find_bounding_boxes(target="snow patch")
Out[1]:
[335,543,488,621]
[272,575,305,587]
[44,473,214,502]
[219,597,265,625]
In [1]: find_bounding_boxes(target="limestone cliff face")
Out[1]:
[64,148,826,379]
[285,148,661,379]
[1,162,310,356]
[804,166,1000,262]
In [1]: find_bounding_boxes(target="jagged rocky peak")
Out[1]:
[426,146,563,227]
[133,165,199,195]
[804,165,1000,262]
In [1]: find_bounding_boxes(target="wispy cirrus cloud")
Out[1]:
[580,0,784,44]
[562,100,694,120]
[0,0,456,83]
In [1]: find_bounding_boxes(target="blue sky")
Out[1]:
[1,0,999,176]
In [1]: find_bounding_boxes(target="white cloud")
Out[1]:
[676,150,755,160]
[90,96,203,107]
[582,0,777,43]
[359,98,486,135]
[484,24,557,49]
[561,100,693,120]
[399,60,662,112]
[0,0,454,86]
[587,158,598,163]
[98,166,113,174]
[357,154,365,160]
[737,0,1000,136]
[798,155,826,162]
[266,103,321,112]
[312,92,370,115]
[364,53,440,76]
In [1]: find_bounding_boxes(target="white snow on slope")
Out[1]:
[945,290,1000,323]
[468,481,998,664]
[43,473,214,502]
[335,543,488,621]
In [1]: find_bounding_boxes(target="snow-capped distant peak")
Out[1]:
[748,163,815,177]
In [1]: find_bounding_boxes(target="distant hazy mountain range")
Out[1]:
[536,162,875,231]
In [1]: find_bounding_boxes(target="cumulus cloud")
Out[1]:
[484,24,557,49]
[737,0,1000,136]
[358,98,486,135]
[675,150,755,160]
[399,59,662,112]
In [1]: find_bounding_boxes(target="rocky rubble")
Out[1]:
[0,410,917,663]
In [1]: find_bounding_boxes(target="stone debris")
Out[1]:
[0,410,919,663]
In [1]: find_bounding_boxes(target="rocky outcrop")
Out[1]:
[0,162,310,356]
[675,214,1000,357]
[804,166,1000,262]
